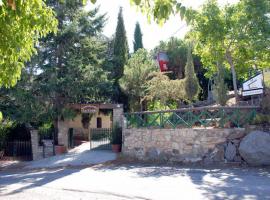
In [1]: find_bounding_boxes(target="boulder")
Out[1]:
[239,131,270,166]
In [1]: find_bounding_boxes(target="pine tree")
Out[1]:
[113,7,129,81]
[133,22,143,52]
[0,2,113,142]
[184,45,200,102]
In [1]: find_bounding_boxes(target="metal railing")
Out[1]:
[0,141,32,160]
[125,106,258,129]
[90,128,112,150]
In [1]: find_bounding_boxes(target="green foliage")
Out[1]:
[252,114,270,126]
[110,123,122,145]
[0,71,47,124]
[264,71,270,88]
[133,22,143,52]
[0,0,57,87]
[129,0,188,24]
[0,3,113,128]
[120,49,156,111]
[261,89,270,114]
[31,4,112,121]
[0,119,14,142]
[146,72,186,104]
[113,7,129,81]
[184,46,200,102]
[213,62,228,106]
[147,100,177,111]
[191,0,270,97]
[252,89,270,125]
[153,38,187,79]
[152,37,208,100]
[38,122,54,137]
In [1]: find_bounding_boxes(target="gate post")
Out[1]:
[58,120,69,148]
[30,129,43,160]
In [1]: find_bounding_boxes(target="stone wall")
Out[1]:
[30,130,54,160]
[122,127,247,164]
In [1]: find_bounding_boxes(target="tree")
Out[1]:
[146,72,186,107]
[0,0,57,88]
[184,45,200,102]
[133,22,143,52]
[112,7,129,81]
[0,69,47,124]
[120,49,156,111]
[1,0,192,90]
[34,2,113,127]
[0,3,113,140]
[111,7,129,104]
[152,37,208,100]
[213,61,228,106]
[153,38,187,79]
[190,0,270,99]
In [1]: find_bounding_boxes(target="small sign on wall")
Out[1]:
[81,106,97,113]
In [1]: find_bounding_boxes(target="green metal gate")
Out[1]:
[90,128,112,150]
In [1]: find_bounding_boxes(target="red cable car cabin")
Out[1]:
[157,52,169,72]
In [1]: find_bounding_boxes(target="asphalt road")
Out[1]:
[1,165,270,200]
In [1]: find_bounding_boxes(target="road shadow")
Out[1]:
[0,168,81,196]
[93,163,270,200]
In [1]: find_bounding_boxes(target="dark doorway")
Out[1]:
[68,128,74,149]
[97,117,102,128]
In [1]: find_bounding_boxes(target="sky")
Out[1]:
[87,0,239,52]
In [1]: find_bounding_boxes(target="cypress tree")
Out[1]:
[214,61,228,106]
[184,45,200,102]
[113,7,129,81]
[133,22,143,52]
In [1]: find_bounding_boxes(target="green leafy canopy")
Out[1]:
[0,1,57,87]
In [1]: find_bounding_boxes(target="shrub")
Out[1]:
[252,114,270,125]
[0,120,14,142]
[213,63,228,106]
[110,123,122,145]
[184,45,200,102]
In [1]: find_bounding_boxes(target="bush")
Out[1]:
[252,114,270,125]
[0,120,15,142]
[38,122,54,142]
[110,123,122,145]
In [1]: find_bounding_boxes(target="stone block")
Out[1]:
[225,142,236,161]
[227,131,246,140]
[146,147,160,160]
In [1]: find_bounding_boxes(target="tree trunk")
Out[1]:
[53,118,59,145]
[225,50,239,100]
[140,100,147,112]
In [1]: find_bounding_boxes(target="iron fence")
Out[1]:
[125,106,258,129]
[90,128,112,150]
[0,141,32,160]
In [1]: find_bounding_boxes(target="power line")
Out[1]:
[169,22,187,38]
